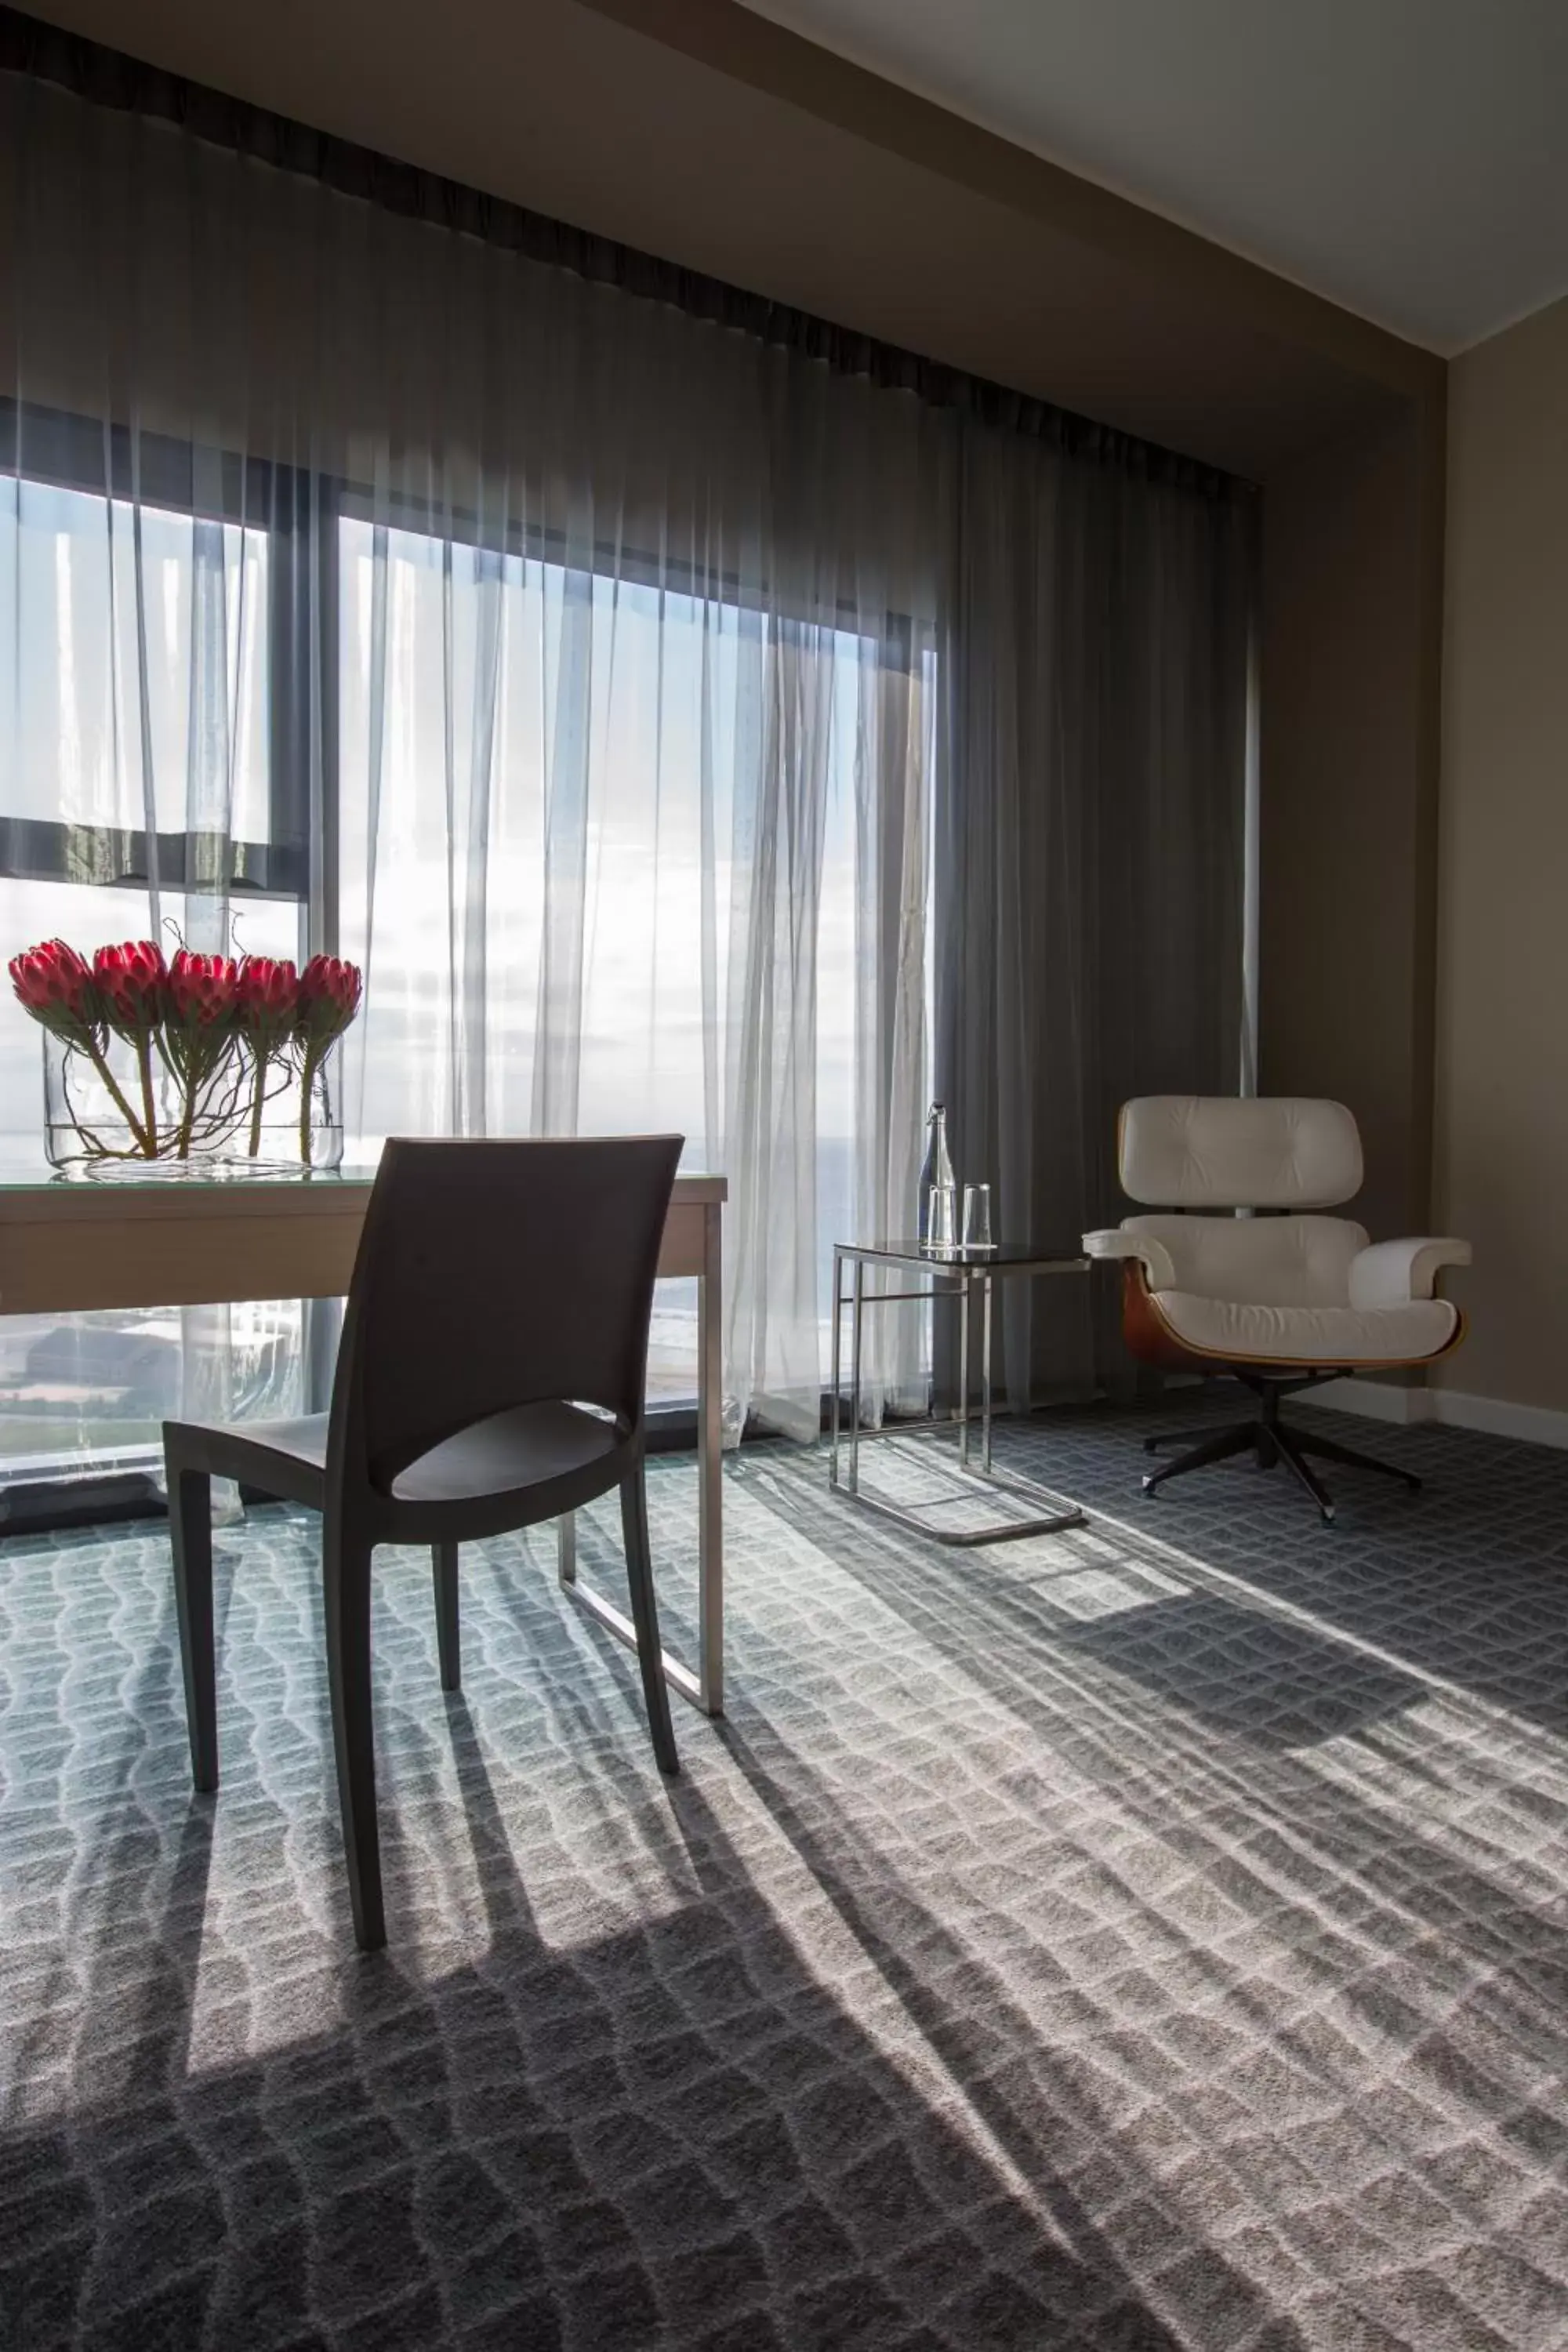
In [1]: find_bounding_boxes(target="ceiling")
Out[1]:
[738,0,1568,352]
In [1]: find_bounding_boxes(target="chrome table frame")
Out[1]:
[829,1240,1090,1545]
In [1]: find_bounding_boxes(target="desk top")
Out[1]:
[0,1146,726,1312]
[0,1145,726,1214]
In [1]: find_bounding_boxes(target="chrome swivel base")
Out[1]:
[1140,1374,1421,1525]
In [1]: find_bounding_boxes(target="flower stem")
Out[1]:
[81,1036,151,1155]
[299,1046,318,1167]
[176,1073,198,1159]
[248,1051,267,1157]
[136,1033,159,1156]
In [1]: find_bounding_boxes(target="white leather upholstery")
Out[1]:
[1085,1097,1468,1370]
[1146,1290,1457,1367]
[1119,1095,1363,1209]
[1348,1236,1472,1308]
[1123,1212,1367,1305]
[1081,1227,1178,1289]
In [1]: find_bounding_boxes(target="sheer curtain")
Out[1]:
[334,506,934,1438]
[0,20,1251,1480]
[0,42,939,1456]
[314,249,941,1439]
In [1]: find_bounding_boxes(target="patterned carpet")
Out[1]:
[4,1394,1568,2351]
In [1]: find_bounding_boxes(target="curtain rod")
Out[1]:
[0,3,1247,499]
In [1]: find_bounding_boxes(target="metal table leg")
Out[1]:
[982,1271,994,1473]
[828,1247,1087,1548]
[958,1268,970,1471]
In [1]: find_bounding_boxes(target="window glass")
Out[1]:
[0,476,270,843]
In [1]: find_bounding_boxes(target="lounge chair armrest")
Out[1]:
[1083,1228,1178,1291]
[1349,1236,1471,1308]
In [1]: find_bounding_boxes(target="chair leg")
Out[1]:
[1290,1424,1422,1491]
[168,1462,218,1795]
[619,1466,679,1777]
[1142,1420,1259,1497]
[432,1542,460,1692]
[322,1519,385,1951]
[1273,1428,1336,1524]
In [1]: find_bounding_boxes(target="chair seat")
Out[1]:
[389,1399,622,1504]
[168,1399,624,1513]
[1149,1289,1459,1368]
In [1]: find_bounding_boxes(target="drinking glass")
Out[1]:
[962,1182,995,1250]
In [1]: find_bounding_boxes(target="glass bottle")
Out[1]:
[919,1102,957,1251]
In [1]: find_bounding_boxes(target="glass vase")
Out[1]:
[42,1032,345,1177]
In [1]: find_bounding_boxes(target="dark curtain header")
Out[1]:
[0,2,1245,502]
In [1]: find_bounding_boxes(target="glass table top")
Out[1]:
[837,1238,1087,1270]
[0,1142,382,1192]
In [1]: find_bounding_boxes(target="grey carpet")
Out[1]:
[4,1396,1568,2350]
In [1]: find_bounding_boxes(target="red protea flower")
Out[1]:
[168,950,239,1028]
[296,955,363,1048]
[93,940,168,1039]
[235,956,300,1155]
[237,955,299,1047]
[162,952,240,1142]
[9,938,98,1043]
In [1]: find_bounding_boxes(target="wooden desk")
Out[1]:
[0,1162,727,1716]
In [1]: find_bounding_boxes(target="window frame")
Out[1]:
[0,397,332,911]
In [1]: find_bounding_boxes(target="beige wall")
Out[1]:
[1260,394,1446,1245]
[1436,296,1568,1409]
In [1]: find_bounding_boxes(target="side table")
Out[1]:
[829,1238,1091,1544]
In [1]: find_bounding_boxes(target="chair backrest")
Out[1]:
[1119,1096,1363,1210]
[332,1135,683,1490]
[1123,1211,1369,1306]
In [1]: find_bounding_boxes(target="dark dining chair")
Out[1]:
[162,1134,684,1951]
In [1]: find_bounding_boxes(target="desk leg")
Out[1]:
[848,1258,864,1496]
[558,1201,724,1720]
[829,1247,843,1491]
[696,1198,724,1717]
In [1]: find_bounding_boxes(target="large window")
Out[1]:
[0,452,932,1480]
